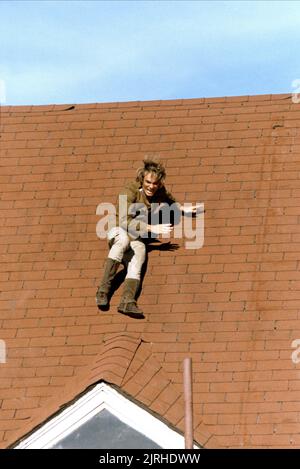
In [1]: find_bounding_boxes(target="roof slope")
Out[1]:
[1,94,300,448]
[8,333,217,448]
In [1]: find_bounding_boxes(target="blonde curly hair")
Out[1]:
[136,157,166,186]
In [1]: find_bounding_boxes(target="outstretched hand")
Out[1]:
[181,203,205,215]
[149,223,173,235]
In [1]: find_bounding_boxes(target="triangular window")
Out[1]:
[15,382,185,449]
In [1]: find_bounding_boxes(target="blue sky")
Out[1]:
[1,0,300,105]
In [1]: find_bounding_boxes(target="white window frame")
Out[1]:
[15,382,196,449]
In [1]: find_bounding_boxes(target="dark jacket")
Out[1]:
[115,181,177,239]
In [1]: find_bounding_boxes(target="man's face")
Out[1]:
[142,171,161,198]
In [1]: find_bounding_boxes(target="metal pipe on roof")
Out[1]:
[183,357,193,449]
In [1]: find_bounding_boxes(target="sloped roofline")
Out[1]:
[15,382,189,449]
[9,333,219,448]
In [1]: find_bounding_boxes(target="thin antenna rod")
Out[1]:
[183,357,193,449]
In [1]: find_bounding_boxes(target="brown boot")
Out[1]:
[118,278,144,319]
[96,258,120,310]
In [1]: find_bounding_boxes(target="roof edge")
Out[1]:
[0,91,292,112]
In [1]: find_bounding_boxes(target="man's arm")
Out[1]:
[159,186,204,216]
[146,223,173,235]
[179,202,205,216]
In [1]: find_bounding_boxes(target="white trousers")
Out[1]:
[107,227,146,280]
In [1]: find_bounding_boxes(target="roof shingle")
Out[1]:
[1,93,300,448]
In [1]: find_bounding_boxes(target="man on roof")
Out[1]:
[96,157,202,319]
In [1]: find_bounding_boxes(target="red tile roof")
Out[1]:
[1,93,300,448]
[8,333,217,448]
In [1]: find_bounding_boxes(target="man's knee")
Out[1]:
[109,228,130,251]
[131,241,146,262]
[107,228,131,263]
[114,236,130,251]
